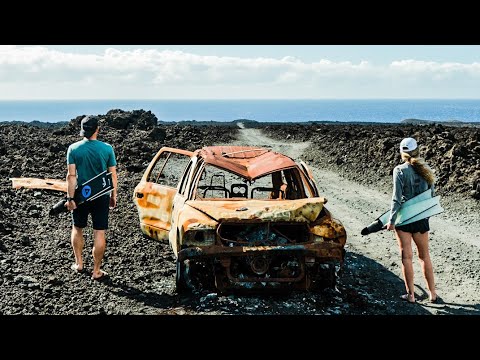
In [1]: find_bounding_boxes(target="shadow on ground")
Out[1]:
[341,252,480,315]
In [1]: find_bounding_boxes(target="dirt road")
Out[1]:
[232,126,480,315]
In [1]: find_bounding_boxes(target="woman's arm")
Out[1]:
[388,166,403,225]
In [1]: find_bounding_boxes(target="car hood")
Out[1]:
[186,197,327,223]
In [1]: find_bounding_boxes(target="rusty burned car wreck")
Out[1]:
[133,146,347,293]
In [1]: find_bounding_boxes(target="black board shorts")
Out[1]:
[72,194,110,230]
[396,218,430,234]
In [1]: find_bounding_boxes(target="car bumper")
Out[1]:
[177,242,344,292]
[178,242,344,262]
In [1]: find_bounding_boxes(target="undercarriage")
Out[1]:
[175,244,343,293]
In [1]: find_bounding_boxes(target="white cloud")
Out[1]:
[0,46,479,98]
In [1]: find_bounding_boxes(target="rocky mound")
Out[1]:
[1,109,238,179]
[263,123,480,200]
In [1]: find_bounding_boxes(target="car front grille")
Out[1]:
[217,222,310,246]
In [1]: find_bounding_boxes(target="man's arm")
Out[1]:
[108,166,117,209]
[66,164,77,210]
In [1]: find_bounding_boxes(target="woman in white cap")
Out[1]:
[387,137,438,304]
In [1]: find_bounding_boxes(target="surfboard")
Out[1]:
[395,196,441,225]
[361,188,442,235]
[376,188,435,225]
[400,203,444,226]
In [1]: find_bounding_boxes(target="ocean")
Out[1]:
[1,99,480,123]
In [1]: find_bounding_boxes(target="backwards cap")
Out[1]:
[80,115,99,138]
[400,137,417,153]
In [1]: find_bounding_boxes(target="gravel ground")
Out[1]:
[1,114,479,315]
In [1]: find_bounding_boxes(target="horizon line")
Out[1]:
[2,98,480,101]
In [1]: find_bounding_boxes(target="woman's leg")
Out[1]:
[412,231,437,301]
[395,229,415,302]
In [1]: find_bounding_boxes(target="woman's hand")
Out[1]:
[386,223,395,231]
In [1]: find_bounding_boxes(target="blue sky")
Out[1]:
[2,45,480,99]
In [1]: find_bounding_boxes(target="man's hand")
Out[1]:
[66,200,77,211]
[109,195,117,210]
[386,223,395,231]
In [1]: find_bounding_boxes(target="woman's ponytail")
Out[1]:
[401,149,435,186]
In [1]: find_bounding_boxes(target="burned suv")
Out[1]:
[133,146,346,292]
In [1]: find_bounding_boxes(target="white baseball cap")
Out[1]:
[400,137,417,153]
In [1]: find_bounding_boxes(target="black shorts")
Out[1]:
[396,218,430,234]
[72,194,110,230]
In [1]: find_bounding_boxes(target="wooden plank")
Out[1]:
[10,178,67,192]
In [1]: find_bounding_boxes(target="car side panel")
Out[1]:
[134,181,177,241]
[134,147,193,242]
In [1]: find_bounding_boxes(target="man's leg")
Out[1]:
[71,225,84,271]
[92,229,106,279]
[91,195,110,279]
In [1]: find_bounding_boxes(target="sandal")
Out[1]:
[400,293,416,303]
[91,270,109,281]
[71,263,84,273]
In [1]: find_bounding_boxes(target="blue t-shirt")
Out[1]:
[67,139,117,185]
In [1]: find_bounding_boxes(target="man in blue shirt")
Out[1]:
[66,115,118,280]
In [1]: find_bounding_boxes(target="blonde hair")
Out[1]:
[401,148,435,185]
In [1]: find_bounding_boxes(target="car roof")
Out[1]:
[196,146,298,180]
